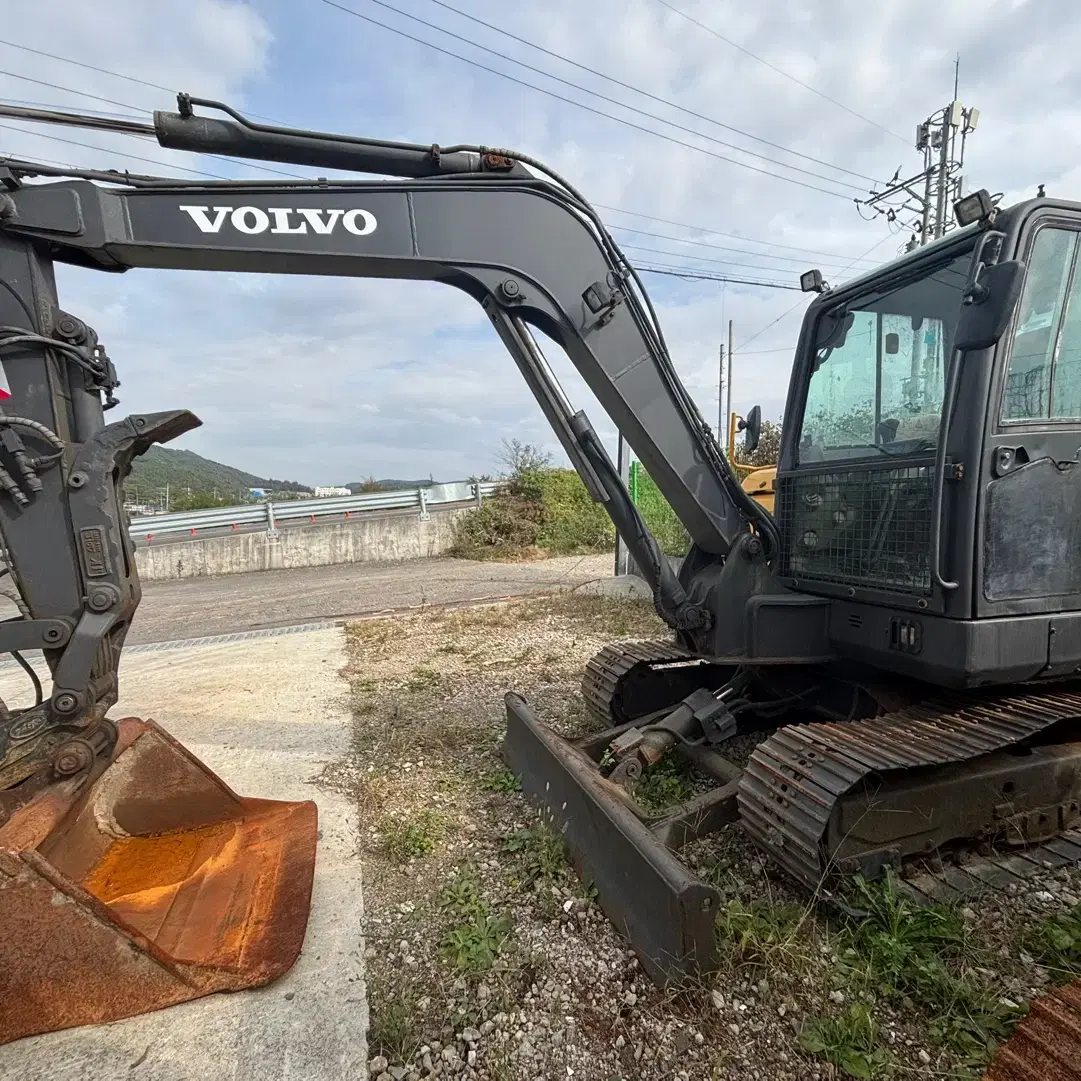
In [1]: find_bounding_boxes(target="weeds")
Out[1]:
[367,974,423,1063]
[1023,901,1081,977]
[799,1004,889,1080]
[438,864,512,975]
[502,823,569,888]
[405,665,441,693]
[635,756,694,813]
[716,898,808,967]
[480,767,521,794]
[838,875,1022,1066]
[378,809,446,863]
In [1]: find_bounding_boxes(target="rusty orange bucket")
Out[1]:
[0,717,317,1045]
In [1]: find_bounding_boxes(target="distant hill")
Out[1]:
[345,478,437,492]
[124,446,309,502]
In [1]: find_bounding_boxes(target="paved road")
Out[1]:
[129,552,613,644]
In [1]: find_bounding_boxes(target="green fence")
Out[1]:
[629,461,690,556]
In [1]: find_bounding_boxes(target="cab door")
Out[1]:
[980,219,1081,619]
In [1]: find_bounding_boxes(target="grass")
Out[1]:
[799,1004,889,1080]
[1023,901,1081,977]
[635,756,694,814]
[404,665,441,693]
[501,823,570,889]
[367,973,424,1063]
[837,875,1022,1067]
[716,898,808,967]
[438,864,512,975]
[480,767,521,794]
[378,809,447,863]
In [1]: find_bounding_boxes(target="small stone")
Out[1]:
[461,1028,480,1044]
[376,1074,392,1081]
[960,907,976,920]
[778,1004,787,1017]
[370,1056,389,1076]
[441,1047,458,1064]
[829,990,845,1005]
[727,1023,740,1036]
[711,989,725,1010]
[918,1050,931,1066]
[615,1035,625,1049]
[1063,893,1081,908]
[694,1032,704,1045]
[389,1069,408,1081]
[421,1053,433,1073]
[1035,891,1055,903]
[479,1021,495,1036]
[417,997,431,1011]
[466,1050,476,1067]
[624,991,638,1007]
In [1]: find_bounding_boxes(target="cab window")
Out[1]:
[1002,226,1081,421]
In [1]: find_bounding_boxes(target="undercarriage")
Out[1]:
[503,640,1081,982]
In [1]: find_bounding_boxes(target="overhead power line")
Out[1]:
[620,242,842,280]
[414,0,874,185]
[0,33,880,266]
[595,203,882,265]
[0,37,282,125]
[0,123,233,179]
[737,233,897,350]
[315,0,860,201]
[610,225,873,273]
[636,264,799,289]
[652,0,908,144]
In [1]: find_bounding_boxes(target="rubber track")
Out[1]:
[739,683,1081,893]
[581,640,692,724]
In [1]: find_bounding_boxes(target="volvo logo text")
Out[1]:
[178,205,378,237]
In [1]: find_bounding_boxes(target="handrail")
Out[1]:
[128,481,499,538]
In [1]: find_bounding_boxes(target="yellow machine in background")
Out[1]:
[741,465,776,514]
[728,410,776,514]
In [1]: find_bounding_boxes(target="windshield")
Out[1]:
[798,243,975,464]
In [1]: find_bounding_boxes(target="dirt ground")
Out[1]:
[322,591,1081,1081]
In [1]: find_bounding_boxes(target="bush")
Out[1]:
[633,466,690,556]
[536,469,614,553]
[453,467,613,559]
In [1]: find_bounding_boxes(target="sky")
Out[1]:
[0,0,1067,485]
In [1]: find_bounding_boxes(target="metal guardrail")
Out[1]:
[129,481,500,539]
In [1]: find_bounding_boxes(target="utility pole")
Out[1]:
[717,341,725,446]
[860,61,979,247]
[726,319,734,443]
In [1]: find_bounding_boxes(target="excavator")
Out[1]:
[0,96,1077,1042]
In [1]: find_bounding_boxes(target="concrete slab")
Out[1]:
[0,627,366,1081]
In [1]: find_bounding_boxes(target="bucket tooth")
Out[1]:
[0,717,318,1045]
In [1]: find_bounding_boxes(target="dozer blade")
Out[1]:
[0,717,317,1045]
[503,693,722,985]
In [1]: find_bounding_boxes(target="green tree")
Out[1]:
[735,419,781,467]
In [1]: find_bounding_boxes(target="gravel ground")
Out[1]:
[319,592,1081,1081]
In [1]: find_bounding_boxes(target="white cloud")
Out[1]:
[0,0,1069,484]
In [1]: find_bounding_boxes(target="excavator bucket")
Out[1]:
[0,717,317,1045]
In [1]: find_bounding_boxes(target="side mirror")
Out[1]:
[737,405,762,454]
[954,259,1026,352]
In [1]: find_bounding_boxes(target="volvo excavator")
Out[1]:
[0,96,1078,1041]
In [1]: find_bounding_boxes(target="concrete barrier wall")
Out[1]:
[135,505,468,581]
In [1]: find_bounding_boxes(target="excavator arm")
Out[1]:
[0,98,777,794]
